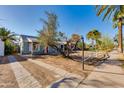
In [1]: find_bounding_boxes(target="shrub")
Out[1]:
[4,41,17,55]
[98,35,114,52]
[77,41,87,50]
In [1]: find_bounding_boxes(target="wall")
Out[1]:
[0,39,4,56]
[48,46,58,54]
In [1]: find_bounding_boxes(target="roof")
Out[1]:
[20,35,39,42]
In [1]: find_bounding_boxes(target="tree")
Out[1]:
[57,32,67,42]
[99,35,114,52]
[0,27,15,42]
[0,27,16,55]
[96,5,124,53]
[113,12,124,52]
[71,34,81,50]
[38,12,81,58]
[113,34,118,47]
[38,12,58,54]
[38,12,68,56]
[86,29,101,48]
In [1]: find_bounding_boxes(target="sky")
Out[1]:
[0,5,118,42]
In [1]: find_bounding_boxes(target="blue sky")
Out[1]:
[0,5,118,42]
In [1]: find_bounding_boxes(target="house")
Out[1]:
[19,35,43,55]
[0,39,4,56]
[19,35,60,55]
[18,34,68,55]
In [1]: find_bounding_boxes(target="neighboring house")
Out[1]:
[0,39,4,56]
[19,35,43,55]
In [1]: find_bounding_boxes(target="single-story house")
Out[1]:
[0,39,4,56]
[19,35,43,55]
[18,35,60,55]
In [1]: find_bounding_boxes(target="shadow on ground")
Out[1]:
[49,77,79,88]
[0,55,28,64]
[79,76,124,87]
[0,56,11,64]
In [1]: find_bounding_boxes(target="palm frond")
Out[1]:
[113,22,118,29]
[102,5,114,21]
[97,5,108,16]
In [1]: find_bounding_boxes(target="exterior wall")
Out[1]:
[22,42,31,54]
[19,37,31,54]
[29,43,32,52]
[19,36,43,55]
[48,46,58,54]
[0,39,4,56]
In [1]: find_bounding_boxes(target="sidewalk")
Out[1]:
[77,50,124,88]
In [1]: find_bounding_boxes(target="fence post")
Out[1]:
[81,36,84,70]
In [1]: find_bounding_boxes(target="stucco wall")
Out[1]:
[0,39,4,56]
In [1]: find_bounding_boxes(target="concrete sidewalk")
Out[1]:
[77,50,124,88]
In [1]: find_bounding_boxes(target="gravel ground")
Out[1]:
[0,56,19,88]
[33,55,94,77]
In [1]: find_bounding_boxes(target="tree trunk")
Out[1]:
[74,40,80,50]
[44,46,48,54]
[118,18,123,53]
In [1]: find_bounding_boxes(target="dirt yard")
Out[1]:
[114,53,124,68]
[15,55,57,87]
[0,56,19,88]
[33,54,94,77]
[117,53,124,61]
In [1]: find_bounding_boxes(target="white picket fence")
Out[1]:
[0,39,4,56]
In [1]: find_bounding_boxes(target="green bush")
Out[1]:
[77,41,86,50]
[98,36,114,52]
[77,41,83,49]
[4,41,17,55]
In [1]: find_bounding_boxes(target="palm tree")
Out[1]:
[0,27,15,42]
[86,29,101,48]
[96,5,124,53]
[0,27,16,55]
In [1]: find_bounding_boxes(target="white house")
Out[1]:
[19,35,42,55]
[18,35,65,55]
[0,39,4,56]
